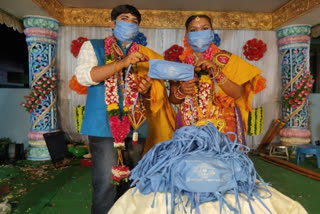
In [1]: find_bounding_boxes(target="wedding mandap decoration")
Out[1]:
[22,15,59,160]
[277,24,314,146]
[248,107,264,136]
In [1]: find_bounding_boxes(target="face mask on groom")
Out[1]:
[113,20,139,43]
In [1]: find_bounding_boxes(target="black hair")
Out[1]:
[185,15,213,29]
[111,4,142,24]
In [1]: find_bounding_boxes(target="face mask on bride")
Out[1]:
[113,20,139,43]
[187,30,214,53]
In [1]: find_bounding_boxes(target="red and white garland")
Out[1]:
[180,42,219,125]
[104,36,139,185]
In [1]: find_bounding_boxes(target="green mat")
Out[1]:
[252,155,320,214]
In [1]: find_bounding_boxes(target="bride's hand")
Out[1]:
[180,77,198,95]
[195,59,216,72]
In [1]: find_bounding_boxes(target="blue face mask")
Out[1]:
[113,20,139,43]
[187,30,214,53]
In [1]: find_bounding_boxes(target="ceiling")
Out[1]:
[57,0,290,13]
[1,0,291,18]
[0,0,319,28]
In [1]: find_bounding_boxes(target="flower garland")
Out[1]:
[164,44,184,62]
[248,107,264,136]
[112,166,130,185]
[283,71,314,109]
[179,34,220,125]
[21,75,57,113]
[243,38,267,61]
[74,105,85,133]
[104,36,139,185]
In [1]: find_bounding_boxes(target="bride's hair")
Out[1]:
[185,15,212,29]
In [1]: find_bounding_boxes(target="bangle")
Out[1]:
[174,85,186,100]
[215,71,228,86]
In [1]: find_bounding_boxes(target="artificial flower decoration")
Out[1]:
[213,33,221,47]
[283,71,314,109]
[74,105,85,133]
[243,38,267,61]
[133,31,147,46]
[21,75,57,113]
[69,75,88,94]
[70,37,88,57]
[69,37,89,94]
[248,107,264,136]
[164,44,184,62]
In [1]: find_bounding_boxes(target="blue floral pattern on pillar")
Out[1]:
[23,16,59,160]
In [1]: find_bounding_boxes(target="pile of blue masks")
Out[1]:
[130,123,271,214]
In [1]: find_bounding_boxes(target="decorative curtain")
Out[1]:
[0,9,23,33]
[56,26,280,149]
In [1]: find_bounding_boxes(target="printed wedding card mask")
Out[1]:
[148,59,194,81]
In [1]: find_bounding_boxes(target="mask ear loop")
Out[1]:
[209,68,218,94]
[190,98,194,126]
[124,63,139,116]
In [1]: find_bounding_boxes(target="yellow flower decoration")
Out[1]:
[200,75,212,84]
[123,106,129,112]
[107,103,119,111]
[106,59,114,65]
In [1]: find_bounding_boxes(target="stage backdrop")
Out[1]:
[56,26,280,149]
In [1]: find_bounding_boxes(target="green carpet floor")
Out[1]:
[1,156,319,214]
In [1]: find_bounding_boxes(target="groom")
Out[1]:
[74,4,175,214]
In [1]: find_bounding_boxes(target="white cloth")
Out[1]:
[108,187,307,214]
[74,41,99,86]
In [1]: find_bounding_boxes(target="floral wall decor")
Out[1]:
[69,37,89,94]
[164,44,184,62]
[243,38,267,61]
[133,32,147,46]
[213,33,221,47]
[70,37,88,57]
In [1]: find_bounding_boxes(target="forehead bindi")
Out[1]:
[188,17,211,30]
[190,18,210,28]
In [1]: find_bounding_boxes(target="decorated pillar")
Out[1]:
[277,24,314,146]
[22,16,59,160]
